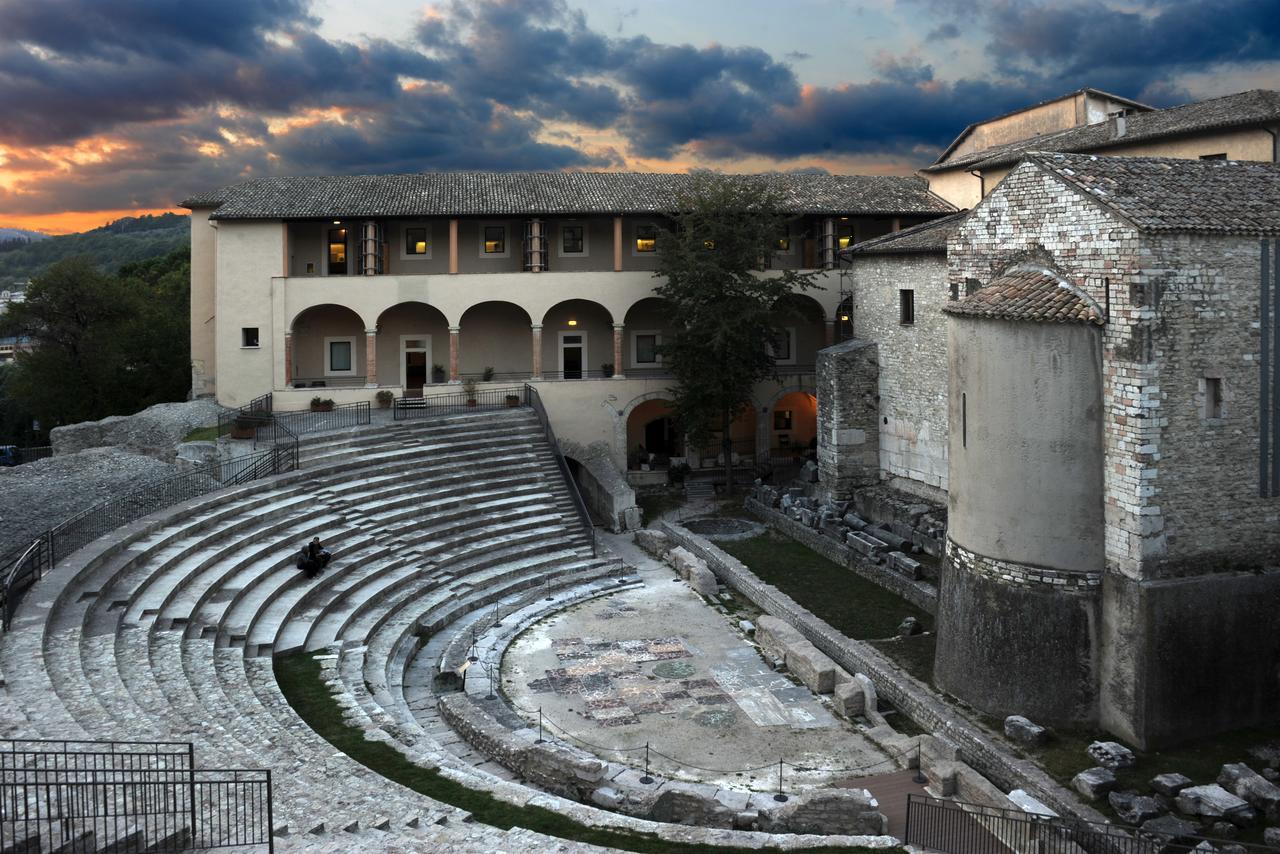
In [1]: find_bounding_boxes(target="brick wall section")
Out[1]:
[744,497,937,613]
[816,339,880,500]
[946,539,1101,592]
[848,253,951,497]
[949,161,1280,579]
[659,520,1106,824]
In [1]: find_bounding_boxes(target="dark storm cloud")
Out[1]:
[2,0,1279,219]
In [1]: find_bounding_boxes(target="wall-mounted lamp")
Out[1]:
[839,314,850,322]
[567,319,578,326]
[332,220,341,225]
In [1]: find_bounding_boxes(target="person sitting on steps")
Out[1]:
[297,536,331,578]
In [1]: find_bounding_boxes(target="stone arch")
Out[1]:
[374,301,451,390]
[289,303,367,387]
[614,390,677,470]
[458,301,534,380]
[771,293,828,366]
[756,382,818,465]
[623,297,674,374]
[542,299,614,379]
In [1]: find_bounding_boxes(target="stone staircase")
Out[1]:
[0,408,623,852]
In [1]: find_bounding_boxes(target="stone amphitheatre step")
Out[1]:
[0,407,627,850]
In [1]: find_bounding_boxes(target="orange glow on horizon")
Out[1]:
[1,207,184,236]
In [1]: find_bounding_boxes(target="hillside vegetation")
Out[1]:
[0,213,189,284]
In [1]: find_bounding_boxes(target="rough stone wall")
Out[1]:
[1129,232,1280,574]
[50,399,228,460]
[947,161,1142,578]
[816,339,879,500]
[848,253,950,498]
[560,439,641,532]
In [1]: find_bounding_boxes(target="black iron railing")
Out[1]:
[0,739,271,852]
[253,402,370,440]
[524,384,598,556]
[216,392,272,439]
[0,445,53,466]
[1,440,299,631]
[903,794,1271,854]
[393,385,526,419]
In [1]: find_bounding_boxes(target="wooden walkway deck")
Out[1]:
[837,769,928,838]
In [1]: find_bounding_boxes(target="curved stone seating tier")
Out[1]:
[0,410,638,850]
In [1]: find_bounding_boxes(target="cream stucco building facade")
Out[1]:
[184,172,952,474]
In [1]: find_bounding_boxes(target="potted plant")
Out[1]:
[601,362,615,378]
[375,390,394,409]
[230,415,258,440]
[462,379,478,406]
[310,396,335,412]
[482,366,495,382]
[431,364,446,384]
[505,392,521,408]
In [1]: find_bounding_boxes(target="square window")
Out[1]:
[900,289,916,325]
[328,340,353,373]
[483,225,505,254]
[635,334,658,364]
[1199,153,1227,161]
[773,410,793,430]
[776,234,791,252]
[241,327,259,348]
[635,225,657,253]
[768,328,795,363]
[405,227,428,255]
[562,225,584,254]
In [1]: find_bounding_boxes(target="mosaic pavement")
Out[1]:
[525,635,833,729]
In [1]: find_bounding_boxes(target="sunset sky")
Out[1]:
[1,0,1278,234]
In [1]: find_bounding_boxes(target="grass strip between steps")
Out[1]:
[274,650,898,854]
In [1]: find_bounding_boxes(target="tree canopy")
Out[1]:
[0,250,190,441]
[652,174,819,491]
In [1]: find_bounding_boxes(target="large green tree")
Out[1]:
[653,174,819,493]
[0,250,190,436]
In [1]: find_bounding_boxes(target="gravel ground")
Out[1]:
[0,447,178,555]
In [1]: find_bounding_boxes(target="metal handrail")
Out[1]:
[523,384,598,556]
[0,439,299,632]
[903,793,1274,854]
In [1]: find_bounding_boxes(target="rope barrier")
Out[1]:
[513,699,923,779]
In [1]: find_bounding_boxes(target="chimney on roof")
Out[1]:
[1107,109,1127,139]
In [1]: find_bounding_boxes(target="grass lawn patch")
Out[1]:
[719,532,933,641]
[867,635,936,687]
[183,424,220,442]
[274,650,896,854]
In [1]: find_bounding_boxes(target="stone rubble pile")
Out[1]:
[51,399,228,459]
[748,481,943,578]
[1069,742,1280,848]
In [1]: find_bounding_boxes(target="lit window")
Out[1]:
[703,239,716,251]
[327,228,347,275]
[776,234,791,252]
[562,225,584,254]
[405,227,428,255]
[774,410,793,430]
[241,327,259,348]
[483,225,505,254]
[635,225,657,253]
[900,289,916,325]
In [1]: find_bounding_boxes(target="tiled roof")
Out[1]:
[1029,151,1280,236]
[182,171,956,219]
[943,266,1104,325]
[843,210,969,255]
[932,87,1153,165]
[922,89,1280,173]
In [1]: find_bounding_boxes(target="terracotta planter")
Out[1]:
[505,395,520,408]
[466,399,477,407]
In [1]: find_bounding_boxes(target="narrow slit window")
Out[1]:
[1204,377,1224,419]
[961,392,967,448]
[899,289,916,325]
